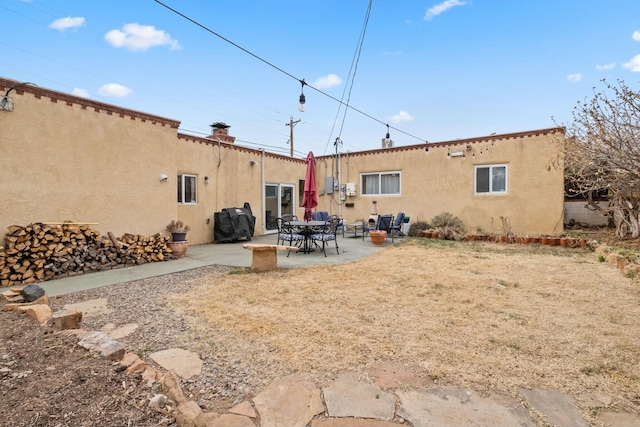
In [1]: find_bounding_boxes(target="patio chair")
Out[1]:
[310,216,341,257]
[311,211,330,221]
[389,212,405,242]
[276,217,304,255]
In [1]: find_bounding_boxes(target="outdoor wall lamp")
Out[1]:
[204,176,210,183]
[298,79,306,112]
[249,160,256,166]
[159,174,168,182]
[0,81,36,112]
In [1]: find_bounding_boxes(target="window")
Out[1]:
[475,164,507,194]
[361,172,401,195]
[178,174,197,204]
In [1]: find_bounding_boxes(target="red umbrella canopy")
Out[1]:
[302,151,318,221]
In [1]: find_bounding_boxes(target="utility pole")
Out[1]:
[286,117,301,157]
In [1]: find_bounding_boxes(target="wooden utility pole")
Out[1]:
[286,117,301,157]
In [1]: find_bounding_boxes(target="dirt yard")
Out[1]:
[1,236,639,426]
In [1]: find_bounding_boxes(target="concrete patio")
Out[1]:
[39,232,393,297]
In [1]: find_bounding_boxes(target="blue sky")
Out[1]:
[3,0,640,157]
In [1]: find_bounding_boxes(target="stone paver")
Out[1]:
[364,360,432,389]
[77,330,125,360]
[252,374,324,427]
[148,348,203,379]
[229,401,256,418]
[101,322,139,339]
[63,297,112,317]
[311,418,404,427]
[397,386,536,427]
[208,413,256,427]
[519,388,590,427]
[596,411,640,427]
[323,372,395,420]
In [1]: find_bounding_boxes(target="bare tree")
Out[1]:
[565,79,640,238]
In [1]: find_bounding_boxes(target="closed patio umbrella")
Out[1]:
[302,151,318,221]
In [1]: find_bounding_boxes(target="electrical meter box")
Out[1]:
[346,182,356,197]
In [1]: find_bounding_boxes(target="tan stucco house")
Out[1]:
[0,77,565,244]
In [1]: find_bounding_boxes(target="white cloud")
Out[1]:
[98,83,132,97]
[389,110,414,124]
[632,30,640,42]
[49,16,85,31]
[72,88,90,98]
[312,74,342,89]
[595,62,615,71]
[623,54,640,72]
[566,73,583,83]
[424,0,468,21]
[383,51,402,56]
[104,23,181,51]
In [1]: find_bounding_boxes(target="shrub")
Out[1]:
[408,221,431,237]
[431,212,466,241]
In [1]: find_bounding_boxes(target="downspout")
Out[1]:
[337,151,342,217]
[261,148,266,233]
[214,138,222,212]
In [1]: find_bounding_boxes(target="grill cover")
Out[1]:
[214,203,256,243]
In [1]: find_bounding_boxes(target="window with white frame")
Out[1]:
[361,171,401,195]
[475,164,507,194]
[178,174,197,204]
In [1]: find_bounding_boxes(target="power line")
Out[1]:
[152,0,428,144]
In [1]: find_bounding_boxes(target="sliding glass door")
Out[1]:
[264,183,295,232]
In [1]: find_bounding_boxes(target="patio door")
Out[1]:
[265,183,295,232]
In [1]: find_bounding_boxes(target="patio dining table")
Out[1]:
[289,220,326,253]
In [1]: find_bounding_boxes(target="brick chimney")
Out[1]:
[208,122,235,144]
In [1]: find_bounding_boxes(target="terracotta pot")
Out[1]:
[466,235,474,241]
[532,237,542,244]
[167,240,189,257]
[541,237,550,245]
[560,237,570,247]
[549,237,560,246]
[514,237,524,244]
[579,239,587,248]
[370,230,387,246]
[499,235,507,243]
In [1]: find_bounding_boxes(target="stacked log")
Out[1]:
[0,222,175,287]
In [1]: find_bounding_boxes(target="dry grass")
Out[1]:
[168,238,640,417]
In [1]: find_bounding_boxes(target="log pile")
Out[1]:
[0,222,175,287]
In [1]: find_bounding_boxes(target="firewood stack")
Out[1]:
[0,222,175,287]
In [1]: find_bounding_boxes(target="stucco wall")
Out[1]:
[315,129,565,236]
[1,77,565,244]
[0,79,179,240]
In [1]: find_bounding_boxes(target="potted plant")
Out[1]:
[166,220,191,258]
[166,220,191,242]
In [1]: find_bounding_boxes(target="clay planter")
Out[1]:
[560,237,570,247]
[167,240,189,258]
[579,238,587,248]
[532,237,542,244]
[369,230,387,246]
[549,237,561,246]
[541,237,550,245]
